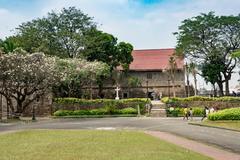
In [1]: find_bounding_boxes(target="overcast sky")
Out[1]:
[0,0,240,90]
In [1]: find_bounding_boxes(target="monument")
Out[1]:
[115,86,120,100]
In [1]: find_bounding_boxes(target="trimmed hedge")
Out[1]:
[54,107,137,117]
[208,108,240,121]
[162,96,240,103]
[53,98,150,114]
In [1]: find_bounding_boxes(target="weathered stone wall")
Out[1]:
[82,70,186,99]
[0,93,53,118]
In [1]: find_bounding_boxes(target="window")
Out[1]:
[147,73,152,79]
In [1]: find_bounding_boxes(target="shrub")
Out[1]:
[192,107,204,116]
[73,110,90,115]
[53,110,73,116]
[166,107,203,117]
[53,98,150,114]
[120,107,137,114]
[89,109,107,115]
[104,102,116,114]
[161,96,240,103]
[208,108,240,121]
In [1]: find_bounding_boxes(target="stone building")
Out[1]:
[97,48,186,99]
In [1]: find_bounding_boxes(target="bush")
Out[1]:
[161,96,240,103]
[89,109,107,115]
[192,107,204,116]
[208,108,240,121]
[53,98,150,114]
[120,107,137,114]
[53,108,139,117]
[53,110,73,116]
[166,107,203,117]
[73,110,90,115]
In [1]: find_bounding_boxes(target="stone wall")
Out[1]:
[0,93,53,119]
[82,70,186,99]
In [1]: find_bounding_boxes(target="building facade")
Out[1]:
[95,48,186,99]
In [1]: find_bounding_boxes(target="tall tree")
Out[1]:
[168,56,177,97]
[83,29,133,71]
[0,53,59,117]
[175,12,240,96]
[83,29,133,97]
[12,7,96,58]
[189,62,198,96]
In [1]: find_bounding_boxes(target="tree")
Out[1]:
[0,53,59,117]
[0,38,17,54]
[201,53,225,96]
[185,63,190,97]
[12,7,96,58]
[53,58,110,98]
[189,62,198,96]
[83,29,133,97]
[168,56,177,97]
[83,29,133,71]
[175,12,240,96]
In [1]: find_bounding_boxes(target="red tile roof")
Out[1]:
[128,48,184,71]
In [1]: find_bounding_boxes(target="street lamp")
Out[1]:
[168,76,171,98]
[146,80,149,98]
[32,95,40,121]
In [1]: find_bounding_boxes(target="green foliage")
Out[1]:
[53,58,110,98]
[175,12,240,95]
[53,107,138,117]
[83,29,133,71]
[13,7,96,58]
[0,38,17,54]
[166,107,204,117]
[54,98,150,105]
[120,107,137,114]
[104,102,116,114]
[54,110,74,116]
[54,98,150,115]
[161,97,170,103]
[162,96,240,103]
[208,108,240,121]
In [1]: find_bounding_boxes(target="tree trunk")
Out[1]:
[193,74,197,96]
[172,81,176,97]
[186,71,190,97]
[217,82,224,97]
[225,79,230,96]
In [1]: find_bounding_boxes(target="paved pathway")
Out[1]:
[147,131,240,160]
[0,117,240,156]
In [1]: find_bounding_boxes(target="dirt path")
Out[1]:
[146,131,240,160]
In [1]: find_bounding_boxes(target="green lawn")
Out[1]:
[200,120,240,131]
[0,130,212,160]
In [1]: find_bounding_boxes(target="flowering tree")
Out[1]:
[0,53,59,117]
[54,58,110,98]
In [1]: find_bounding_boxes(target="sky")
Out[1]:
[0,0,240,90]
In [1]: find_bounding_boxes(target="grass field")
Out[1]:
[200,120,240,131]
[0,130,212,160]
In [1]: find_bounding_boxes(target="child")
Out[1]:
[189,108,193,120]
[201,106,209,121]
[183,106,188,120]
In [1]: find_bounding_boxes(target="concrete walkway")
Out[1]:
[146,131,240,160]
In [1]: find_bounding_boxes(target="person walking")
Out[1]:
[201,106,209,121]
[189,108,193,120]
[183,106,188,120]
